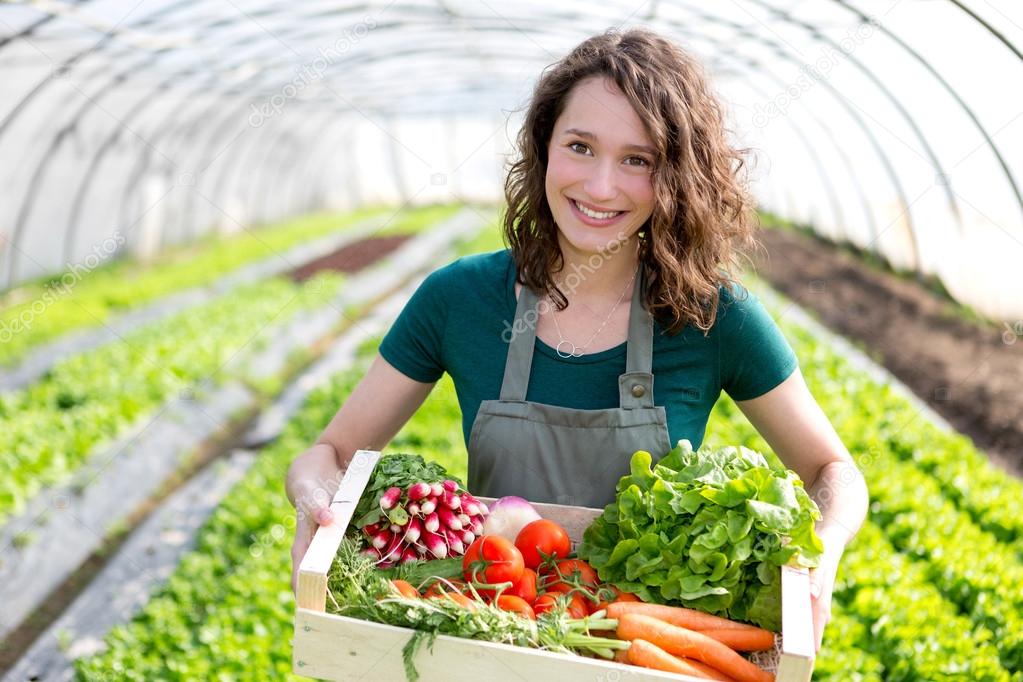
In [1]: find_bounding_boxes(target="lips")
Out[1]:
[568,197,627,227]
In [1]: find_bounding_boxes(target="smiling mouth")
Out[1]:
[571,199,625,220]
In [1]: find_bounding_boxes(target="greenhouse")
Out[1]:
[0,1,1021,680]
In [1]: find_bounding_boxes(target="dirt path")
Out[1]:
[751,228,1022,477]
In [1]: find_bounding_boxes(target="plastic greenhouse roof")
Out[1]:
[0,0,1021,319]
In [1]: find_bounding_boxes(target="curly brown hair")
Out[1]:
[503,27,757,334]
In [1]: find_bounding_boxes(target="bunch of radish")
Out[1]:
[360,480,490,567]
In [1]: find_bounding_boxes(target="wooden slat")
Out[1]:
[294,608,706,682]
[296,449,381,611]
[777,565,815,681]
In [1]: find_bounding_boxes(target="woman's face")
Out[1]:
[545,76,656,257]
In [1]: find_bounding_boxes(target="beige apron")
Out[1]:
[467,268,672,508]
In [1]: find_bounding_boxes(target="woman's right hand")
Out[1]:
[291,501,335,596]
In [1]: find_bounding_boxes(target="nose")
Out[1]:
[582,158,618,203]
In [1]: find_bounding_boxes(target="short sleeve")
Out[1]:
[717,284,799,401]
[379,268,449,383]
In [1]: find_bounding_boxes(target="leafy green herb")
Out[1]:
[577,441,823,631]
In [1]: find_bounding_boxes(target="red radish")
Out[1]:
[468,517,484,536]
[438,507,463,531]
[463,500,481,516]
[379,487,402,510]
[442,479,458,492]
[458,513,471,526]
[371,529,392,550]
[420,497,438,515]
[442,491,462,510]
[461,530,476,545]
[430,482,444,497]
[478,502,490,515]
[381,533,403,562]
[444,528,465,555]
[407,502,421,516]
[404,517,422,543]
[407,482,432,501]
[390,523,403,534]
[414,542,428,555]
[361,547,380,559]
[363,522,381,536]
[400,547,419,564]
[424,512,440,533]
[423,530,448,559]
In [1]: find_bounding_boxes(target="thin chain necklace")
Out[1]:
[549,269,638,358]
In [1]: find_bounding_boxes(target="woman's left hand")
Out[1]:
[808,545,843,651]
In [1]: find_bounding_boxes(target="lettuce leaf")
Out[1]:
[577,440,822,631]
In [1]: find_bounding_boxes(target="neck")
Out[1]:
[554,235,640,302]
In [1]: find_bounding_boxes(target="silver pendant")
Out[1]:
[556,340,581,358]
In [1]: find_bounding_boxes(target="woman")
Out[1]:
[286,28,867,651]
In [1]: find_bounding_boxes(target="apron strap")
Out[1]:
[499,281,540,401]
[620,266,655,409]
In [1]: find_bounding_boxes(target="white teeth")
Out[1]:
[574,200,621,220]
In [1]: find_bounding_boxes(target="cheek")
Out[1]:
[546,150,583,189]
[623,174,655,210]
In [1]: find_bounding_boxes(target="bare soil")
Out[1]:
[751,228,1022,477]
[289,234,412,281]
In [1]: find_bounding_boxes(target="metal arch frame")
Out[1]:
[1,0,214,283]
[3,0,1022,288]
[662,3,933,269]
[58,2,401,260]
[1,1,443,280]
[652,14,913,263]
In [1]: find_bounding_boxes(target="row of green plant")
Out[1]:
[705,284,1023,678]
[0,203,460,367]
[0,206,463,525]
[0,273,344,527]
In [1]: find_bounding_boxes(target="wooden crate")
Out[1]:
[294,450,816,681]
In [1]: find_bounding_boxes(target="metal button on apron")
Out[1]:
[466,266,672,508]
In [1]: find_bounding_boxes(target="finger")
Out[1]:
[315,507,334,525]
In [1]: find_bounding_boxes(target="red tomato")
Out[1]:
[566,593,589,619]
[540,559,598,588]
[462,536,525,597]
[532,593,560,616]
[514,520,572,570]
[494,594,536,620]
[506,568,538,604]
[594,585,640,612]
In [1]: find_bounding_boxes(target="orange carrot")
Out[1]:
[682,657,741,682]
[617,613,774,682]
[626,639,734,680]
[698,628,776,652]
[607,601,771,634]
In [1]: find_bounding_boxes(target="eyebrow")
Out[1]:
[562,128,656,156]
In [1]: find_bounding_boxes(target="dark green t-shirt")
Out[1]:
[380,249,798,450]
